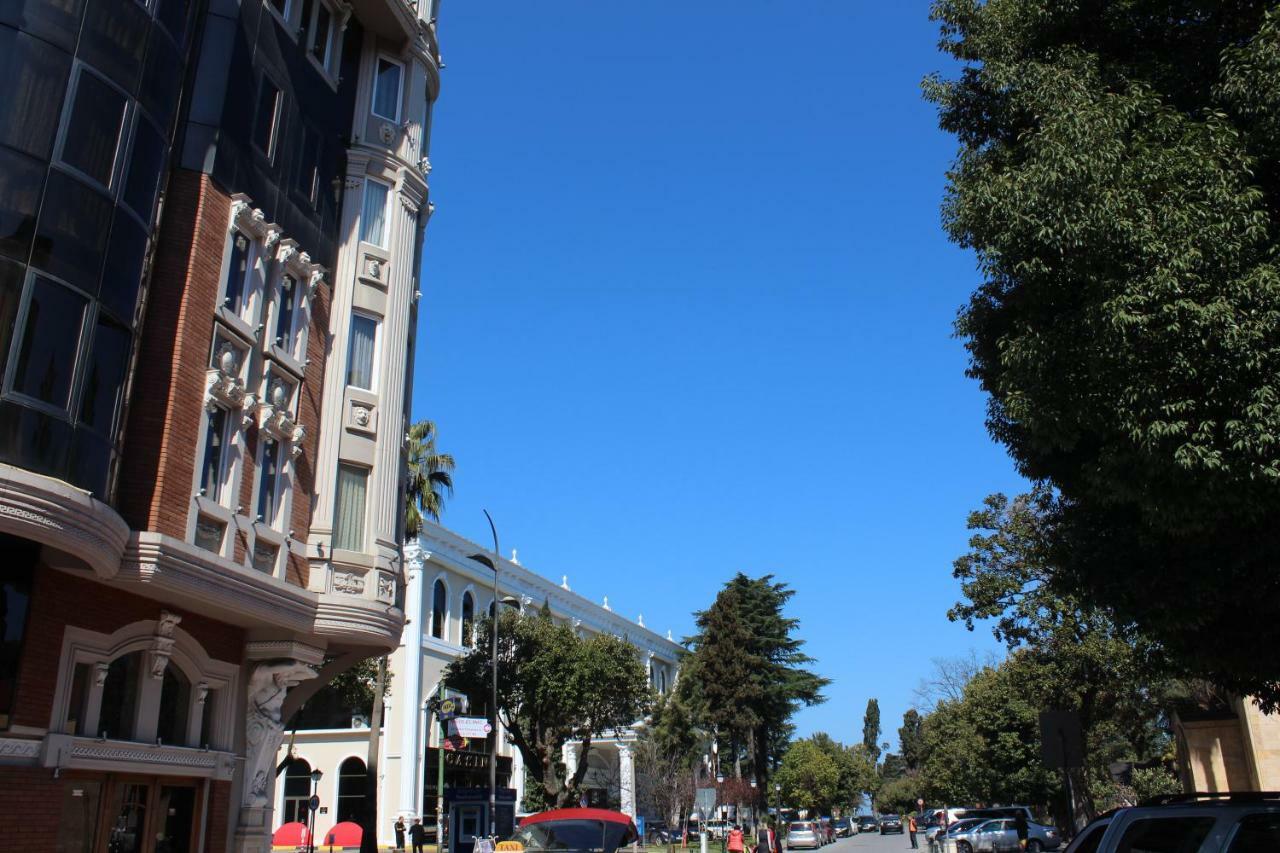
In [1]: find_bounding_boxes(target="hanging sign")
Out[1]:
[450,717,493,739]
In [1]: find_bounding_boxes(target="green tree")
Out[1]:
[875,774,923,817]
[808,733,875,813]
[444,609,653,807]
[927,0,1280,706]
[861,699,881,764]
[898,710,924,772]
[404,419,455,537]
[776,740,840,816]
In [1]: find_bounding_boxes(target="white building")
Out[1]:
[276,521,683,846]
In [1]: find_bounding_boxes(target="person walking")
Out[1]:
[728,825,745,853]
[395,816,407,852]
[409,818,429,853]
[1014,813,1029,851]
[907,815,918,849]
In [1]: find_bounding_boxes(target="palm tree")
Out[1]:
[404,419,455,537]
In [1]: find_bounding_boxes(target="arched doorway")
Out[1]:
[337,757,367,823]
[282,759,312,824]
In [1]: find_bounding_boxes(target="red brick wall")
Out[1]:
[117,168,331,590]
[0,767,62,848]
[204,780,232,853]
[12,569,244,731]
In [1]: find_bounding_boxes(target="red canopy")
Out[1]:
[520,808,636,827]
[320,821,363,848]
[272,822,311,846]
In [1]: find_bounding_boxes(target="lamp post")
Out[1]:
[308,768,324,853]
[466,510,501,840]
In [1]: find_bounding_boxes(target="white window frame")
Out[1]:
[253,75,284,162]
[253,435,285,527]
[332,462,370,553]
[270,272,304,359]
[371,54,404,122]
[264,0,296,35]
[53,63,133,195]
[359,178,390,248]
[306,0,340,78]
[345,311,379,391]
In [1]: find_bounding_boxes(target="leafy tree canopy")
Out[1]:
[861,699,881,764]
[776,739,840,816]
[444,609,652,807]
[899,710,924,772]
[404,419,454,538]
[928,0,1280,702]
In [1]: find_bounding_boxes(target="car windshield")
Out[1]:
[789,824,813,833]
[883,815,899,821]
[513,820,637,853]
[948,820,983,835]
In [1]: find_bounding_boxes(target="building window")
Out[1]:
[273,274,299,354]
[252,77,282,160]
[223,231,251,314]
[98,652,142,739]
[460,592,474,647]
[252,540,277,573]
[431,579,445,639]
[337,757,367,823]
[78,316,131,436]
[122,115,165,219]
[59,68,128,190]
[200,407,229,501]
[372,57,402,121]
[0,555,34,730]
[267,0,290,24]
[345,313,377,390]
[307,0,337,72]
[332,463,368,551]
[194,516,225,553]
[257,438,281,523]
[282,760,312,824]
[295,126,320,208]
[11,275,89,412]
[359,179,388,247]
[156,664,191,746]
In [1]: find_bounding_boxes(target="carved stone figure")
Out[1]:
[243,661,316,807]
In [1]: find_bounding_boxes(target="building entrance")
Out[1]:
[55,774,200,853]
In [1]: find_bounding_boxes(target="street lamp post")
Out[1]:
[467,510,501,840]
[308,768,324,853]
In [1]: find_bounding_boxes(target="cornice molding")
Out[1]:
[0,463,130,579]
[41,733,236,780]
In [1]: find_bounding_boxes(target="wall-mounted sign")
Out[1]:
[451,717,492,739]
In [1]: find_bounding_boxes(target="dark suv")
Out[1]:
[1065,793,1280,853]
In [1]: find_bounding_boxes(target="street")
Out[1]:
[788,835,922,853]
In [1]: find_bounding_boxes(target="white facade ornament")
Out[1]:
[276,241,299,267]
[345,176,363,190]
[667,630,673,641]
[379,123,396,144]
[561,575,570,591]
[206,343,255,428]
[94,661,110,688]
[602,596,610,611]
[307,268,324,298]
[196,682,210,706]
[399,192,419,216]
[260,380,304,451]
[419,156,432,176]
[149,610,182,679]
[637,614,644,628]
[334,572,365,594]
[377,574,395,601]
[353,406,371,427]
[365,257,382,280]
[230,197,251,225]
[263,224,282,251]
[243,661,317,807]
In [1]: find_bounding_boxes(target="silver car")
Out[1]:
[785,822,821,850]
[965,818,1061,852]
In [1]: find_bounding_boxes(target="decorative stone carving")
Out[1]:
[195,682,210,706]
[307,268,324,298]
[260,380,304,451]
[263,225,282,251]
[206,343,255,428]
[376,573,395,602]
[243,661,316,807]
[561,575,570,591]
[149,611,182,680]
[379,123,396,144]
[345,177,363,190]
[333,572,365,594]
[365,257,382,280]
[602,596,610,611]
[94,661,110,687]
[230,197,251,225]
[419,156,432,176]
[637,614,645,628]
[352,406,371,427]
[276,242,299,267]
[399,192,419,215]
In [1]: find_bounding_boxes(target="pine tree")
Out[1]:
[862,699,880,763]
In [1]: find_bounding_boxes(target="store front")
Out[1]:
[55,773,207,853]
[424,749,513,809]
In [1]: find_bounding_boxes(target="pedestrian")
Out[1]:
[728,825,745,853]
[907,814,918,849]
[410,818,428,853]
[1014,813,1029,851]
[395,816,407,852]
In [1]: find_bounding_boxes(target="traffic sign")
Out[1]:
[309,795,320,812]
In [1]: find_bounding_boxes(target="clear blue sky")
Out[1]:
[412,1,1023,751]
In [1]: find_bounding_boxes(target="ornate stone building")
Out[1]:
[277,522,683,849]
[0,0,439,847]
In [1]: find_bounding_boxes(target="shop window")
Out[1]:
[0,146,46,264]
[78,316,131,436]
[222,230,251,315]
[59,68,129,190]
[0,550,35,729]
[11,274,89,412]
[372,56,402,121]
[252,77,282,161]
[359,179,388,247]
[156,663,191,746]
[256,438,281,523]
[431,579,445,640]
[199,406,229,501]
[337,757,367,822]
[460,591,474,647]
[97,651,142,740]
[345,313,377,390]
[282,759,312,824]
[0,27,72,159]
[332,463,368,551]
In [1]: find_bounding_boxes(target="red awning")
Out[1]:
[273,822,311,846]
[321,821,364,848]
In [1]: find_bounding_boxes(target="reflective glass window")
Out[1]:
[345,313,376,390]
[273,275,297,352]
[61,70,128,189]
[12,275,87,410]
[309,1,332,67]
[359,179,387,246]
[99,210,146,320]
[139,34,181,129]
[156,664,190,746]
[78,316,130,435]
[0,551,34,729]
[68,425,111,496]
[252,78,281,159]
[155,0,189,44]
[0,146,44,263]
[98,652,141,739]
[372,57,401,120]
[0,0,87,52]
[122,115,164,219]
[77,0,148,94]
[199,407,228,500]
[31,170,113,294]
[295,125,319,207]
[0,27,71,158]
[0,259,24,374]
[256,437,279,523]
[1115,817,1216,853]
[223,231,250,313]
[268,0,287,18]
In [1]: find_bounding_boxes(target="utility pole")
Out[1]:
[360,657,388,853]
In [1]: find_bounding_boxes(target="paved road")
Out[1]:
[791,833,923,852]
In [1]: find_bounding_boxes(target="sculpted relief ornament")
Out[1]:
[207,344,255,428]
[243,661,316,808]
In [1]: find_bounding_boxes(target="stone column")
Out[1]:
[398,542,426,817]
[618,743,635,818]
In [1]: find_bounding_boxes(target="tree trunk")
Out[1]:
[360,657,388,853]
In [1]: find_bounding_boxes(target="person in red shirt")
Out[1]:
[728,825,746,853]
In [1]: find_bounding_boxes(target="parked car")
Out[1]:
[514,808,639,853]
[856,816,879,834]
[1066,793,1280,853]
[962,817,1061,852]
[785,822,822,850]
[879,815,904,834]
[831,818,853,837]
[816,818,835,844]
[928,818,983,846]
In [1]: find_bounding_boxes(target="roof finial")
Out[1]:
[561,575,570,590]
[638,614,645,627]
[667,630,673,641]
[511,548,519,564]
[602,596,611,611]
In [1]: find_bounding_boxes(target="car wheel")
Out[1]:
[957,843,971,853]
[1028,842,1043,853]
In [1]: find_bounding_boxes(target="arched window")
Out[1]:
[282,759,312,824]
[337,757,367,822]
[461,592,474,647]
[431,580,446,639]
[658,668,667,694]
[157,663,192,745]
[98,652,143,740]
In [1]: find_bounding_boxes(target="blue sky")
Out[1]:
[412,1,1023,751]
